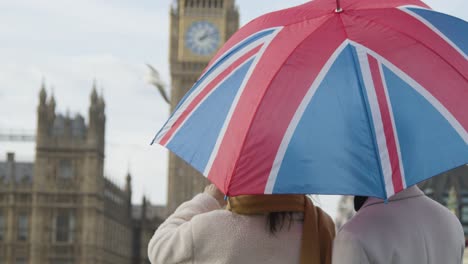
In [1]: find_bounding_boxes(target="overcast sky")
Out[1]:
[0,0,466,219]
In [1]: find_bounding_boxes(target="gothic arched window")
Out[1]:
[54,211,75,243]
[58,160,73,179]
[17,213,28,241]
[0,211,4,241]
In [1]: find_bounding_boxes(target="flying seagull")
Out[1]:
[146,64,170,104]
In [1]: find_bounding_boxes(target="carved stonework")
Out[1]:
[0,85,136,264]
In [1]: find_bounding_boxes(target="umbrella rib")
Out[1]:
[336,9,350,40]
[338,13,390,197]
[352,49,390,199]
[338,8,392,195]
[227,16,338,194]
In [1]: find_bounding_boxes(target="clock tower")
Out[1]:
[168,0,239,213]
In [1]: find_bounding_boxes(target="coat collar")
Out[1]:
[362,186,425,209]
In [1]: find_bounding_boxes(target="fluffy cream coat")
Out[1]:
[148,193,304,264]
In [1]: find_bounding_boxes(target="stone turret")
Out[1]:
[37,82,48,145]
[34,80,107,192]
[36,80,105,153]
[39,81,47,105]
[125,172,132,205]
[48,85,56,124]
[88,81,105,152]
[48,94,55,117]
[37,82,58,146]
[141,196,148,221]
[32,80,108,262]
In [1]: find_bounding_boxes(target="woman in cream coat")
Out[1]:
[148,184,335,264]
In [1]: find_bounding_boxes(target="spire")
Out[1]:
[88,79,105,150]
[97,84,105,121]
[39,79,47,105]
[141,195,148,220]
[97,84,105,110]
[49,90,56,110]
[125,170,132,193]
[37,80,51,142]
[93,78,97,90]
[98,94,105,109]
[49,95,56,107]
[91,79,98,105]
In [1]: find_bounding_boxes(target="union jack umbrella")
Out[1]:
[153,0,468,199]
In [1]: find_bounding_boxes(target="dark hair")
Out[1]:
[354,196,368,211]
[266,212,295,235]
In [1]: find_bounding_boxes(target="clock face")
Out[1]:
[185,21,220,56]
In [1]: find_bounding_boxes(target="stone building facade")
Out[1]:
[0,153,33,264]
[131,198,165,264]
[167,0,239,213]
[0,1,240,263]
[0,84,163,264]
[419,165,468,244]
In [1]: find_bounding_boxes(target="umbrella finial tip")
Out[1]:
[335,0,343,13]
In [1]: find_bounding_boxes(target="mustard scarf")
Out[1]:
[227,195,335,264]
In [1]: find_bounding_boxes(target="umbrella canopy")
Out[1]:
[153,0,468,199]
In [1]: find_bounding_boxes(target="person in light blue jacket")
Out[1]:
[332,185,465,264]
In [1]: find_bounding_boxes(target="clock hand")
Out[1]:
[200,31,217,41]
[199,30,211,41]
[199,34,208,41]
